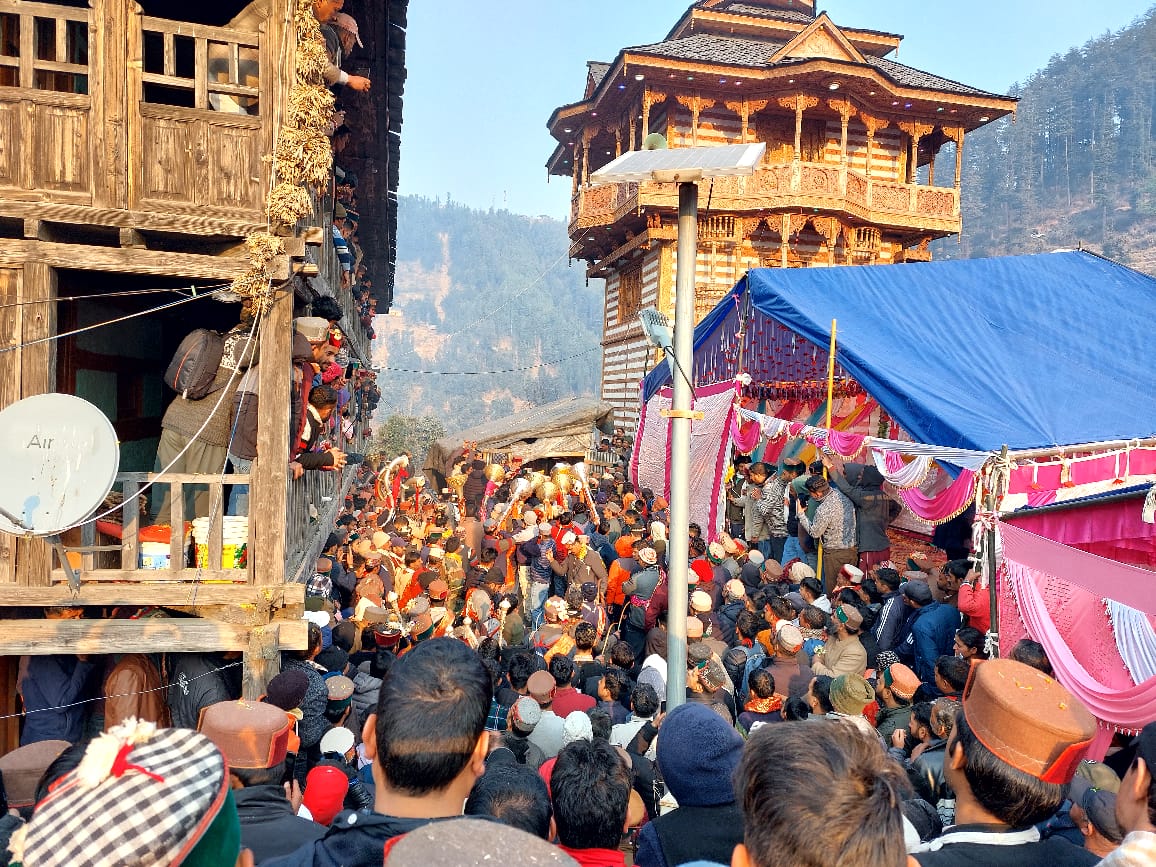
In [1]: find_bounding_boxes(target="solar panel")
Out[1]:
[590,142,766,184]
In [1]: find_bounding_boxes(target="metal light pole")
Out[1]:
[664,181,698,710]
[588,141,766,711]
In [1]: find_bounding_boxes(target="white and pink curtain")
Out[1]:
[631,381,736,541]
[998,522,1156,750]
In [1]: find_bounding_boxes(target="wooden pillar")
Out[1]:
[615,127,622,159]
[16,262,57,587]
[944,126,965,189]
[829,98,856,194]
[641,88,666,142]
[628,114,636,152]
[780,213,791,268]
[250,283,292,588]
[778,95,818,162]
[90,0,132,209]
[242,624,280,700]
[676,95,714,147]
[928,152,936,186]
[900,121,934,184]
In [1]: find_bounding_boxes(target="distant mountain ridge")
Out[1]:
[936,7,1156,272]
[373,195,603,434]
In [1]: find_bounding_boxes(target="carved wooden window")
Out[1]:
[141,17,260,115]
[0,2,89,93]
[617,263,642,324]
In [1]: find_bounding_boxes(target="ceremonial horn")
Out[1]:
[537,480,559,503]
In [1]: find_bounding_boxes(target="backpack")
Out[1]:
[164,329,225,399]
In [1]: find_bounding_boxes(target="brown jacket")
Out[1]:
[104,655,170,730]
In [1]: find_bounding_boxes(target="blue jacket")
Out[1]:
[20,655,96,745]
[905,602,962,683]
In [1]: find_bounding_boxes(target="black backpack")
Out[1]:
[164,329,225,399]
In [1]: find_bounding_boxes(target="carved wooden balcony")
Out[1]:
[570,159,962,239]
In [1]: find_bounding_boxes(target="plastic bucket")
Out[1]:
[140,541,170,570]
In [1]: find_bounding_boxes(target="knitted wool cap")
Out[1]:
[637,547,657,566]
[13,722,229,867]
[656,703,744,807]
[264,670,309,711]
[510,696,542,734]
[829,673,875,716]
[561,713,593,746]
[788,562,816,582]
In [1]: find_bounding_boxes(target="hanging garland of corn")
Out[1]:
[233,0,335,306]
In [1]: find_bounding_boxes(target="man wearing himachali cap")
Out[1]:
[909,658,1100,866]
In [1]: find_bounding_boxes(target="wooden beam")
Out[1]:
[0,618,307,655]
[0,582,304,607]
[119,227,147,248]
[0,240,248,280]
[0,201,264,240]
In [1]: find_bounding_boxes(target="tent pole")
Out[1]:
[817,319,837,592]
[985,445,1007,658]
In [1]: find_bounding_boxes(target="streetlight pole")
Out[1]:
[665,181,698,710]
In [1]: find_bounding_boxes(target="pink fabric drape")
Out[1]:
[1003,558,1156,733]
[1006,495,1156,570]
[826,430,866,459]
[1001,523,1156,614]
[730,414,762,454]
[884,452,977,524]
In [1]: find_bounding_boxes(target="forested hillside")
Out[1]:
[373,196,603,433]
[939,7,1156,271]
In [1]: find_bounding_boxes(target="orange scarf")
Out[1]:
[744,694,785,715]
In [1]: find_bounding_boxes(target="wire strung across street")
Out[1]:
[0,660,244,722]
[378,345,599,375]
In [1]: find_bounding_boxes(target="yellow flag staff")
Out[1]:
[815,319,837,592]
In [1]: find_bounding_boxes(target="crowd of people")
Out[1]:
[4,443,1155,866]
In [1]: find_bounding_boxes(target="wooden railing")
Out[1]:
[139,16,260,114]
[571,160,961,235]
[0,1,90,93]
[48,472,250,584]
[0,2,270,220]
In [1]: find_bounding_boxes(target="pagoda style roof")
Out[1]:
[695,0,814,25]
[587,61,612,88]
[625,31,1005,99]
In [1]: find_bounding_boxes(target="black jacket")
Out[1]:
[235,785,325,864]
[260,812,454,867]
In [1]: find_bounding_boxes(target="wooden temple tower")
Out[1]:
[547,0,1018,429]
[0,0,406,748]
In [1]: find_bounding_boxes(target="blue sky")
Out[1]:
[399,1,1154,219]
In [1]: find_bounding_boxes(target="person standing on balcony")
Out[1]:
[313,0,370,93]
[154,325,256,524]
[292,386,347,475]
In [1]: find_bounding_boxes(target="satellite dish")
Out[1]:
[643,133,668,151]
[0,394,120,536]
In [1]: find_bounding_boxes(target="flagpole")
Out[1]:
[816,319,837,593]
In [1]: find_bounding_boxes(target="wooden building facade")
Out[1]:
[0,0,406,748]
[547,0,1017,429]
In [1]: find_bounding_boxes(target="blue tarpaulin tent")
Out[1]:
[641,251,1156,452]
